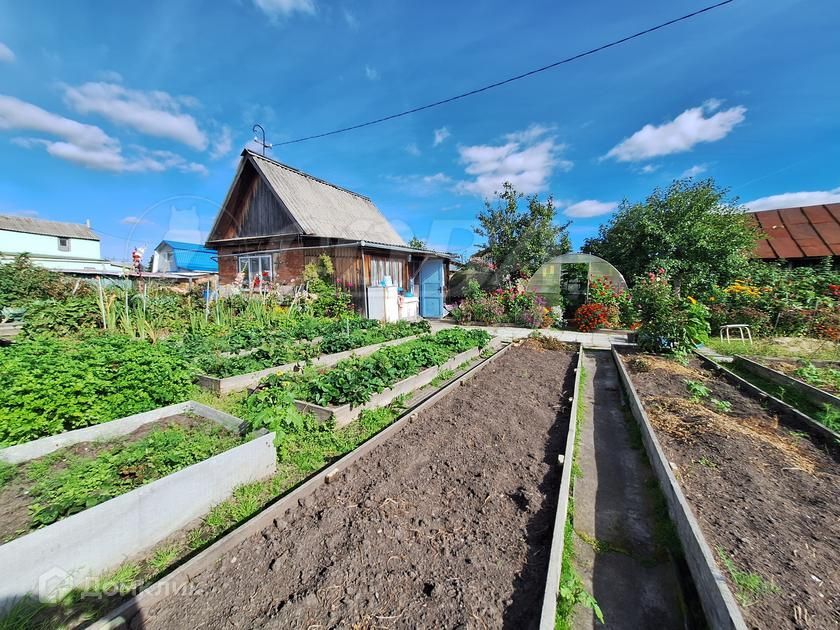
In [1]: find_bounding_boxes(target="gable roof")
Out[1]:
[157,240,218,272]
[208,150,405,245]
[0,215,99,241]
[750,203,840,259]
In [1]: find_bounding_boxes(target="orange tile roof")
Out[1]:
[750,203,840,259]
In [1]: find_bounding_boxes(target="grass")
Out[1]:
[705,337,840,361]
[728,363,840,433]
[0,460,16,490]
[556,362,604,629]
[716,547,780,607]
[793,363,840,394]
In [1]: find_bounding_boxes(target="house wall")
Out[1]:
[216,237,305,285]
[151,244,174,273]
[0,229,101,261]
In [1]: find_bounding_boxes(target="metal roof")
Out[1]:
[157,240,218,272]
[750,203,840,259]
[0,215,99,241]
[245,150,406,244]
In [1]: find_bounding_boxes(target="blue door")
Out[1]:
[419,259,444,318]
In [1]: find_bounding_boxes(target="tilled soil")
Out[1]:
[620,350,840,630]
[135,343,575,630]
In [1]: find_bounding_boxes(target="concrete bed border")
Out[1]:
[695,353,840,446]
[293,343,490,427]
[612,346,747,630]
[196,334,421,394]
[538,344,584,629]
[90,341,513,629]
[0,404,276,612]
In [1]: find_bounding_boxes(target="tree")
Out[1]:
[474,182,571,282]
[408,236,426,249]
[582,178,762,296]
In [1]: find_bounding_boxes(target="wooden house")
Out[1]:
[206,150,452,318]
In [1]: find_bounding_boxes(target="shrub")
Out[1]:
[0,254,87,309]
[451,285,548,328]
[0,334,193,447]
[633,270,710,353]
[574,303,610,332]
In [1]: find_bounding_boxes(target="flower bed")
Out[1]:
[616,348,839,629]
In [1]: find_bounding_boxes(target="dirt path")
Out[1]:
[134,342,575,630]
[572,351,689,629]
[620,350,840,630]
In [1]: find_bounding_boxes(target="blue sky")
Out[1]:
[1,0,839,262]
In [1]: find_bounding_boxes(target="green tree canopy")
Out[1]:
[408,236,426,249]
[474,182,571,282]
[582,178,762,296]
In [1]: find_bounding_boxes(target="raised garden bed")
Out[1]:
[196,334,422,395]
[0,401,276,608]
[94,338,578,629]
[615,347,839,630]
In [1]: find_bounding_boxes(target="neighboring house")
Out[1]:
[0,215,123,273]
[206,149,453,318]
[750,203,840,266]
[152,240,218,274]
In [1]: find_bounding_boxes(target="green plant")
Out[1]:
[0,334,193,447]
[711,398,732,413]
[685,379,711,401]
[26,422,240,529]
[574,303,610,332]
[0,461,16,489]
[815,405,840,433]
[716,547,780,607]
[697,456,718,468]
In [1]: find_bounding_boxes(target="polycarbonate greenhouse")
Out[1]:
[527,253,627,308]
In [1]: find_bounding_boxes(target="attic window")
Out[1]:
[58,237,70,252]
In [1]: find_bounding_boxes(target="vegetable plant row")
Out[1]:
[251,327,491,409]
[0,416,241,541]
[194,318,431,378]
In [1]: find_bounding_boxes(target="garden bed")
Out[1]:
[196,334,421,395]
[104,339,577,629]
[616,348,840,629]
[0,402,276,609]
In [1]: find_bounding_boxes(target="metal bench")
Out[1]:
[719,324,752,343]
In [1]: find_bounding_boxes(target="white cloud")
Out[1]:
[97,70,123,83]
[640,164,660,174]
[210,126,233,159]
[564,199,619,218]
[606,100,746,162]
[455,124,572,197]
[744,186,840,212]
[433,126,451,146]
[0,95,206,174]
[388,172,453,196]
[343,8,358,28]
[364,65,379,81]
[504,123,556,144]
[405,142,421,157]
[680,164,708,178]
[63,82,208,150]
[0,42,14,63]
[121,215,151,225]
[253,0,316,19]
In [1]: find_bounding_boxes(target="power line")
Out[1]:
[276,0,735,146]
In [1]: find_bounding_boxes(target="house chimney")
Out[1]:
[85,219,91,227]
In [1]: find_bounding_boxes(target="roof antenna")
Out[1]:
[252,124,273,156]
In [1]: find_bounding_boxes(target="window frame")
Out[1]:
[57,237,70,252]
[238,254,273,288]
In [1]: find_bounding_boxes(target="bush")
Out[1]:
[0,255,87,309]
[574,303,610,332]
[0,334,193,447]
[451,285,548,328]
[633,270,710,353]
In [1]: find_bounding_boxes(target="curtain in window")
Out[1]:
[369,257,404,288]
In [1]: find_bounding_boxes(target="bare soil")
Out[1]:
[619,349,840,630]
[134,342,576,630]
[0,414,216,543]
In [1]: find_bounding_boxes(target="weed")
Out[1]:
[430,369,454,387]
[716,548,780,607]
[697,456,717,469]
[575,530,631,556]
[815,405,840,433]
[90,562,141,595]
[149,546,180,576]
[0,597,47,630]
[0,461,16,489]
[711,398,732,413]
[685,379,711,401]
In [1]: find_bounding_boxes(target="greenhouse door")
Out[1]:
[419,259,444,318]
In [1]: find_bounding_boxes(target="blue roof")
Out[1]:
[160,240,218,272]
